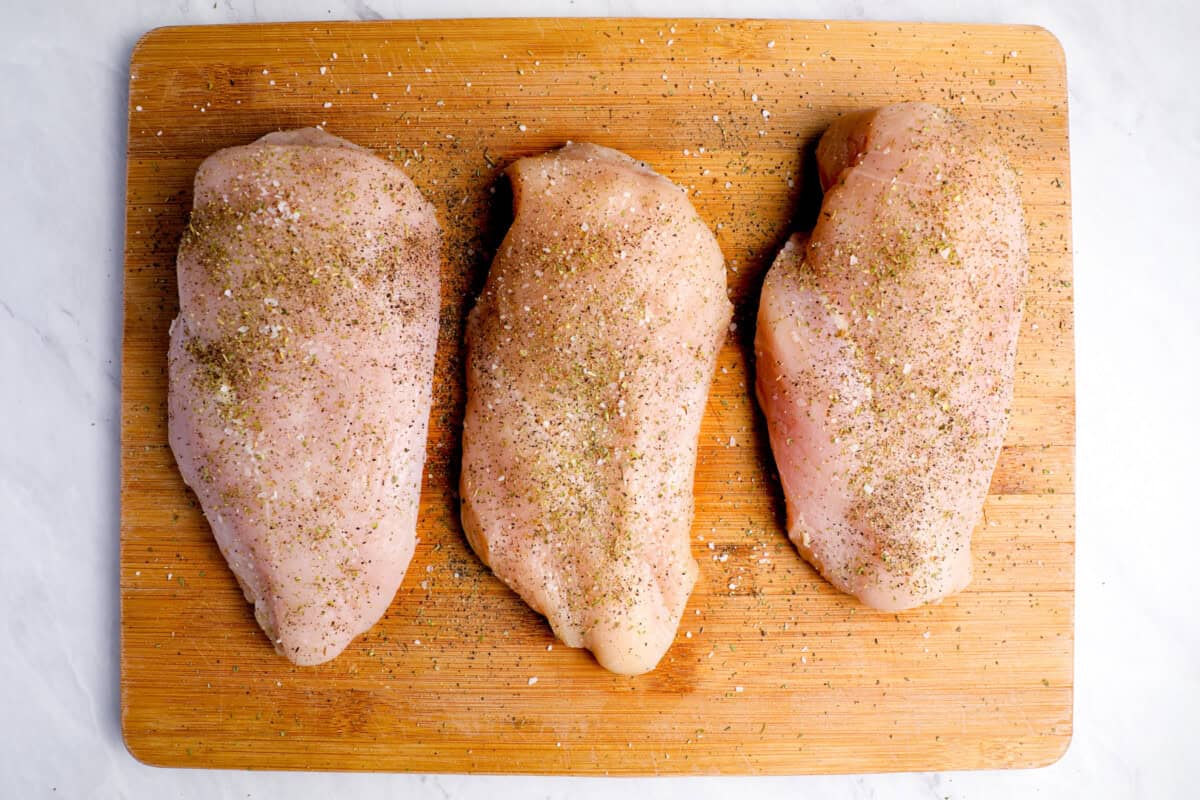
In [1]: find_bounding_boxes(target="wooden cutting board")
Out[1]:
[121,18,1074,774]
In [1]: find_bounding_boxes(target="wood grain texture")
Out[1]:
[121,18,1074,774]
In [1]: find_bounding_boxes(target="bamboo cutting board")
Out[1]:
[121,18,1074,774]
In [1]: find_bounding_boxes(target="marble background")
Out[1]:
[2,0,1196,797]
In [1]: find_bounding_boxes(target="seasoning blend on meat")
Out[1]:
[755,104,1029,610]
[168,128,441,665]
[461,143,732,675]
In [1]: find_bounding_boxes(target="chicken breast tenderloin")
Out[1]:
[755,104,1029,610]
[461,143,732,675]
[168,128,440,665]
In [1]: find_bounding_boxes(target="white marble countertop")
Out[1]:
[2,0,1196,797]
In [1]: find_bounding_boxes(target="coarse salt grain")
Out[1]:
[528,676,539,686]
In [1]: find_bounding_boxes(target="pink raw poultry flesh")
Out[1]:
[755,104,1029,610]
[168,128,440,665]
[460,143,732,675]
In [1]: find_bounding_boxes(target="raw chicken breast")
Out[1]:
[460,143,731,674]
[755,104,1028,610]
[168,128,440,665]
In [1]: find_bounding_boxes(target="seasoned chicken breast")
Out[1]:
[168,128,440,665]
[461,143,732,674]
[755,104,1028,610]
